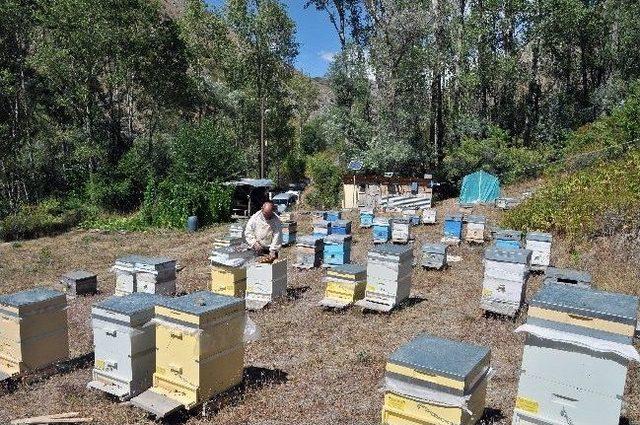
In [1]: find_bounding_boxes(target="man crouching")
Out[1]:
[244,200,282,261]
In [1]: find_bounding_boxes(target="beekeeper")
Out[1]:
[244,200,282,260]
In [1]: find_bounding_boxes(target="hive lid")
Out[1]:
[95,293,166,315]
[159,291,243,315]
[393,218,411,224]
[360,209,374,214]
[526,231,552,242]
[495,230,523,240]
[373,217,390,225]
[485,247,531,264]
[388,334,490,380]
[0,287,65,307]
[116,255,175,266]
[422,243,447,254]
[328,264,366,276]
[444,213,463,222]
[545,267,591,283]
[371,244,413,257]
[333,219,352,227]
[465,215,486,224]
[297,235,324,246]
[61,270,96,281]
[531,284,639,325]
[324,234,352,244]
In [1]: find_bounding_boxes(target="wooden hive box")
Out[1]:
[60,270,98,297]
[421,243,448,270]
[524,232,552,271]
[323,210,342,222]
[494,230,523,250]
[356,244,413,312]
[373,217,391,244]
[0,288,69,379]
[464,215,486,244]
[212,236,244,250]
[422,208,437,224]
[481,247,531,317]
[496,197,520,210]
[246,260,288,310]
[319,264,367,308]
[382,334,491,425]
[135,256,177,296]
[210,265,247,298]
[360,209,374,228]
[294,235,324,269]
[543,266,591,288]
[391,218,412,244]
[88,293,166,399]
[513,284,639,425]
[323,234,352,266]
[443,213,463,242]
[331,220,352,235]
[229,221,246,239]
[312,219,332,238]
[132,292,245,417]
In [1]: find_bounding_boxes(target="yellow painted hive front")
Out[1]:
[210,266,247,298]
[324,280,366,303]
[152,291,245,408]
[382,334,491,425]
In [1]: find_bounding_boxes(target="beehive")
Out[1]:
[113,255,176,296]
[356,244,413,312]
[323,234,352,266]
[391,218,412,244]
[210,265,246,298]
[464,215,486,244]
[513,284,639,425]
[382,334,491,425]
[0,288,69,379]
[332,220,352,235]
[60,270,98,297]
[402,209,421,226]
[443,213,463,242]
[543,266,591,288]
[131,292,245,416]
[312,218,332,238]
[496,197,520,210]
[421,243,448,270]
[88,293,165,399]
[360,209,374,228]
[494,230,523,250]
[229,221,246,239]
[294,235,324,269]
[524,232,552,271]
[422,208,437,224]
[481,247,531,317]
[373,217,391,244]
[281,220,298,246]
[212,236,244,250]
[208,246,254,268]
[319,264,367,308]
[324,210,342,222]
[246,260,288,310]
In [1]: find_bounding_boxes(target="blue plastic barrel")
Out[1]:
[187,216,199,232]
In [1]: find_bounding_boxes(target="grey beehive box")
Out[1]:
[391,218,412,244]
[421,243,448,269]
[246,260,288,310]
[543,266,591,288]
[525,232,553,271]
[481,247,532,317]
[60,270,98,297]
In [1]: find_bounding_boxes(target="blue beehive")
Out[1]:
[324,211,342,222]
[323,235,352,265]
[282,232,297,246]
[359,210,374,228]
[372,217,391,243]
[332,220,352,235]
[443,213,463,240]
[494,229,523,249]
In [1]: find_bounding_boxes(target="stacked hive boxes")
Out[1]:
[88,293,165,399]
[443,213,463,243]
[229,221,246,239]
[319,264,367,308]
[543,266,591,288]
[513,284,639,425]
[60,270,98,297]
[356,244,413,312]
[481,247,531,317]
[281,219,298,246]
[464,215,486,244]
[324,211,342,222]
[294,235,324,269]
[212,236,243,250]
[524,232,552,271]
[373,217,391,243]
[382,334,491,425]
[494,230,523,250]
[132,292,245,417]
[209,249,249,298]
[421,243,448,270]
[323,234,352,266]
[0,288,69,380]
[422,207,437,224]
[332,220,352,235]
[312,218,332,238]
[391,218,412,244]
[360,209,374,228]
[246,260,288,310]
[113,256,176,296]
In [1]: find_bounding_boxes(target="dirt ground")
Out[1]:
[0,193,638,425]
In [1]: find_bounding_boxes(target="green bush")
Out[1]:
[305,153,342,209]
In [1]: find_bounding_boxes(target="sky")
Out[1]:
[206,0,341,77]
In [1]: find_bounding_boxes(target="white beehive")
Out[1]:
[88,293,166,399]
[513,284,639,425]
[421,243,447,270]
[481,247,531,317]
[246,260,288,310]
[356,244,413,312]
[464,215,486,244]
[525,232,552,271]
[422,207,437,224]
[113,255,176,296]
[391,218,412,244]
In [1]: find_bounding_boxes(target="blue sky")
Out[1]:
[206,1,341,77]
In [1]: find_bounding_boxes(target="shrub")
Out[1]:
[305,153,342,209]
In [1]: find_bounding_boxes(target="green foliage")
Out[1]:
[305,153,342,209]
[280,150,307,184]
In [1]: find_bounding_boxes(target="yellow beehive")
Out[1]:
[0,288,69,378]
[210,265,246,298]
[149,292,245,409]
[382,334,490,425]
[320,264,367,308]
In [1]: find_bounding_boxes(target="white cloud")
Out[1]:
[319,50,336,63]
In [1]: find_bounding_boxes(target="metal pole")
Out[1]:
[353,173,356,209]
[260,97,265,179]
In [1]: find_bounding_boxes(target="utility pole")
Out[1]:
[260,97,265,179]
